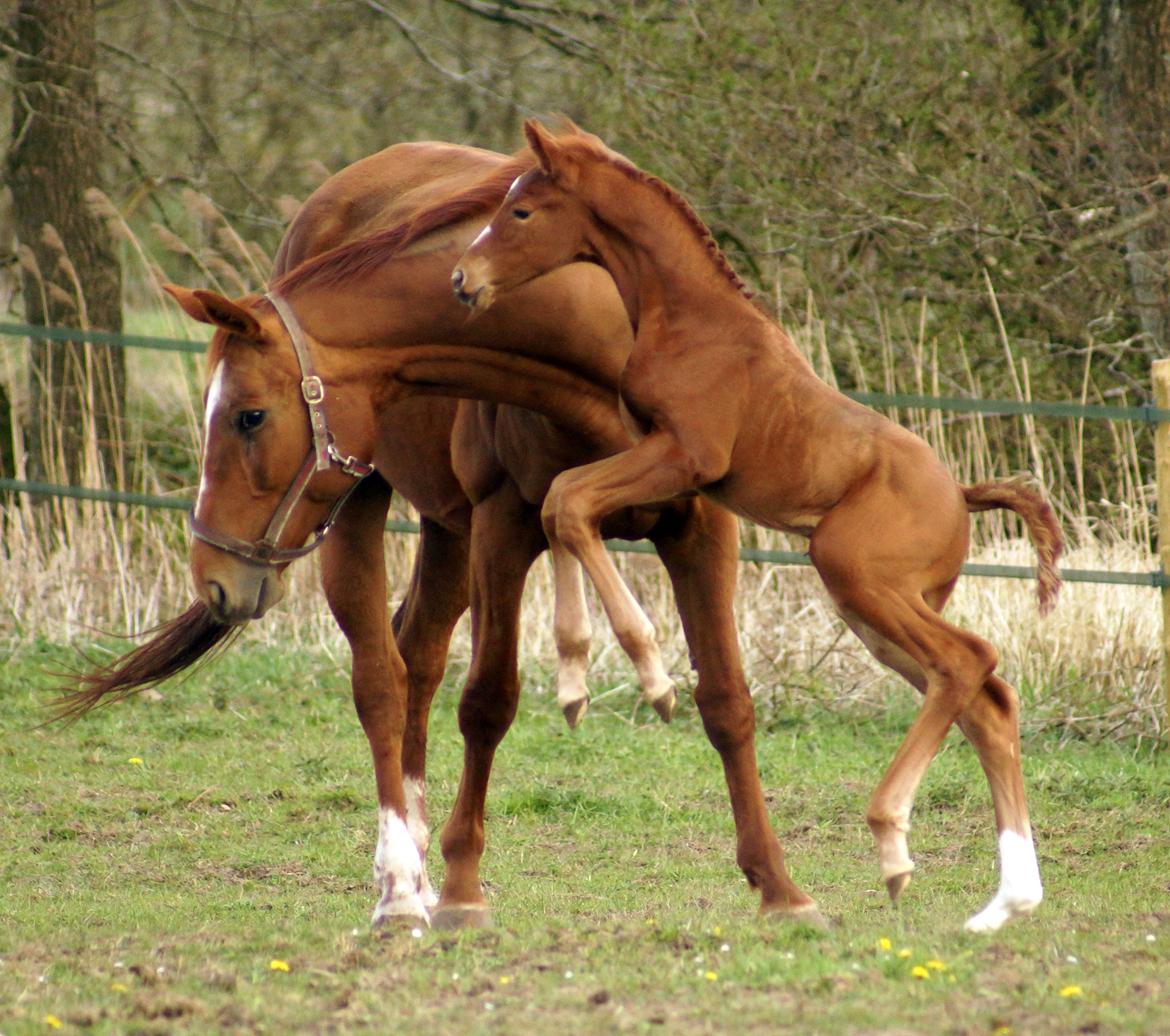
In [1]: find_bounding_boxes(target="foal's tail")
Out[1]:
[964,477,1063,616]
[47,602,239,723]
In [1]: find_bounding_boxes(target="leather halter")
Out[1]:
[188,292,375,566]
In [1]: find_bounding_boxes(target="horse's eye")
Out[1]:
[236,409,266,434]
[512,207,531,221]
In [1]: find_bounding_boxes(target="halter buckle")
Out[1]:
[302,375,325,405]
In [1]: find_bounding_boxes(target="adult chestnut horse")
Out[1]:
[95,140,824,929]
[452,121,1063,934]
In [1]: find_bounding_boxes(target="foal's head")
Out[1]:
[452,120,605,312]
[166,285,369,624]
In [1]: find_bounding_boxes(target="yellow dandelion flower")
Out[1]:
[993,1026,1012,1035]
[269,959,291,972]
[926,959,947,971]
[704,971,718,981]
[127,757,144,766]
[896,948,912,959]
[910,965,930,980]
[1059,985,1084,998]
[499,976,512,985]
[110,981,129,992]
[712,925,722,937]
[43,1016,63,1030]
[877,937,892,951]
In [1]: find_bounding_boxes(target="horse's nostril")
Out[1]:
[451,268,465,293]
[206,580,226,612]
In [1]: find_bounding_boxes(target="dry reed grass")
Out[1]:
[0,198,1159,739]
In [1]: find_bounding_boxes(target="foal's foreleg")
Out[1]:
[957,677,1042,932]
[391,517,471,909]
[435,484,545,929]
[320,478,429,928]
[543,434,716,722]
[654,501,826,925]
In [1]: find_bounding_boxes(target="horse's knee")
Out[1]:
[457,677,519,747]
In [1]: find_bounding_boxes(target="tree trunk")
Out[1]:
[6,0,125,486]
[1099,0,1170,355]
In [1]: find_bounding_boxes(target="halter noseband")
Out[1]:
[188,291,375,566]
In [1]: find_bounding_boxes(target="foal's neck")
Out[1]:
[579,161,756,332]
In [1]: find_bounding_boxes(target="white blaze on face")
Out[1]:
[964,828,1043,933]
[195,360,225,515]
[372,806,427,926]
[469,224,492,249]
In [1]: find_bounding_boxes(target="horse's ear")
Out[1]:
[523,119,563,177]
[164,284,262,340]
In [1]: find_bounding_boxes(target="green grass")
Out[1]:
[2,639,1169,1034]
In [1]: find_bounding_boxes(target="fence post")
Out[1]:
[1154,359,1170,731]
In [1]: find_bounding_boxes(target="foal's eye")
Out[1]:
[512,207,532,221]
[235,409,266,434]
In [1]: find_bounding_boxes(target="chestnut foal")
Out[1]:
[452,121,1063,933]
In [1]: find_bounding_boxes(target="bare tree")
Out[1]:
[1099,0,1170,354]
[6,0,124,484]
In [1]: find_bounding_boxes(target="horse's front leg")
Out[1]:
[652,500,826,925]
[434,481,545,928]
[320,476,432,929]
[391,516,470,909]
[542,432,728,722]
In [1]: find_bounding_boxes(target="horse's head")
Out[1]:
[452,120,602,312]
[167,284,375,624]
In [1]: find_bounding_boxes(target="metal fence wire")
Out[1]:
[1,320,1166,590]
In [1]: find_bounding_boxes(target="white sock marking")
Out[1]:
[965,829,1043,933]
[372,806,428,926]
[403,778,437,909]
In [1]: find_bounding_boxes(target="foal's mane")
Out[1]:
[558,133,754,301]
[272,155,532,296]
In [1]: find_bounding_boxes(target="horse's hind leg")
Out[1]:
[816,523,997,904]
[320,477,434,928]
[654,501,826,925]
[957,676,1042,932]
[434,482,545,929]
[392,515,471,910]
[548,540,593,728]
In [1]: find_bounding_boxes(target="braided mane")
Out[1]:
[562,135,754,301]
[272,156,531,296]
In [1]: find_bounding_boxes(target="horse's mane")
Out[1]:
[557,133,754,301]
[272,155,532,296]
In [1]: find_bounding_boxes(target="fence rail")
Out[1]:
[1,322,1166,596]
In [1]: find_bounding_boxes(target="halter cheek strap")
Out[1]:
[188,292,375,566]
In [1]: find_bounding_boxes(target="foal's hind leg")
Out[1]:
[392,516,471,910]
[653,501,826,925]
[817,531,997,905]
[434,482,546,929]
[957,677,1042,932]
[548,540,593,728]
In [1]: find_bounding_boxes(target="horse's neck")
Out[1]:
[581,164,751,330]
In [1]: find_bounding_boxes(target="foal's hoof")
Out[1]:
[763,902,832,931]
[562,696,590,730]
[648,684,677,724]
[885,870,913,902]
[431,903,492,931]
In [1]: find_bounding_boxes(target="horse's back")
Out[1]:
[275,142,511,273]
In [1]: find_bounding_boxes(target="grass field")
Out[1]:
[2,639,1168,1035]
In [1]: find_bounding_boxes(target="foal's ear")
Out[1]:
[524,119,567,178]
[163,284,263,340]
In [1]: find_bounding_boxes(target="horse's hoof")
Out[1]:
[885,870,913,902]
[431,904,492,931]
[562,696,589,729]
[762,902,832,930]
[649,685,676,723]
[370,909,429,935]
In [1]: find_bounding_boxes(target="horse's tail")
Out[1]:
[47,602,239,723]
[963,477,1063,616]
